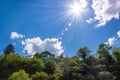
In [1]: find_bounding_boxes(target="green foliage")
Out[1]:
[77,46,91,60]
[0,54,5,61]
[24,58,45,74]
[32,71,49,80]
[34,52,40,58]
[97,71,113,80]
[45,59,56,74]
[9,70,31,80]
[83,74,95,80]
[0,44,120,80]
[97,44,112,58]
[0,53,24,79]
[53,69,63,80]
[3,53,23,65]
[113,47,120,62]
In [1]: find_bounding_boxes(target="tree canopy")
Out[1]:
[0,43,120,80]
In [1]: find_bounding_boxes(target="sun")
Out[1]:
[64,0,88,21]
[69,1,83,16]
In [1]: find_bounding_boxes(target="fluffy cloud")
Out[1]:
[106,37,116,46]
[117,30,120,37]
[21,37,64,56]
[11,32,25,39]
[87,0,120,27]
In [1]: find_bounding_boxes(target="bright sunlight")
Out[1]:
[69,1,83,16]
[67,0,87,18]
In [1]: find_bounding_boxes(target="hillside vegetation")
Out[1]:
[0,44,120,80]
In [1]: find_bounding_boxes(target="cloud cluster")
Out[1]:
[21,37,64,56]
[106,30,120,46]
[87,0,120,27]
[11,32,25,39]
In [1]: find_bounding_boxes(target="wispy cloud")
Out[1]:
[11,32,25,39]
[117,31,120,38]
[105,37,116,46]
[21,37,64,56]
[87,0,120,27]
[105,30,120,46]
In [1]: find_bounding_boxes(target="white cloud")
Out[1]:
[86,18,95,24]
[106,37,116,46]
[117,30,120,37]
[21,37,64,56]
[106,30,120,46]
[88,0,120,27]
[11,32,25,39]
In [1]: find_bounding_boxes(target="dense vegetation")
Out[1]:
[0,44,120,80]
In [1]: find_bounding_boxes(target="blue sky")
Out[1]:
[0,0,120,57]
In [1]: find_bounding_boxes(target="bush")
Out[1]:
[32,71,49,80]
[9,69,31,80]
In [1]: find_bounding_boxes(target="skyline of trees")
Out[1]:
[0,43,120,80]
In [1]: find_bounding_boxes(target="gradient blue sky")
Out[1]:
[0,0,120,57]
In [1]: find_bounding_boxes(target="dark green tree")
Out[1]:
[77,47,91,60]
[113,47,120,62]
[4,44,15,55]
[0,53,24,79]
[45,59,56,74]
[112,47,120,79]
[97,44,112,58]
[34,52,40,58]
[24,58,45,75]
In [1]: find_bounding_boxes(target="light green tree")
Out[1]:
[32,71,49,80]
[9,70,31,80]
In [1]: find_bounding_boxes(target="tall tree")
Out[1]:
[4,44,15,55]
[77,47,91,60]
[97,44,112,59]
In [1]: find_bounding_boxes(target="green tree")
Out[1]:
[77,47,91,60]
[97,44,112,58]
[53,69,63,80]
[113,47,120,62]
[0,54,5,61]
[112,47,120,79]
[24,58,45,75]
[32,72,49,80]
[45,59,56,74]
[97,44,113,66]
[4,44,15,55]
[9,70,31,80]
[34,52,40,58]
[0,53,23,79]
